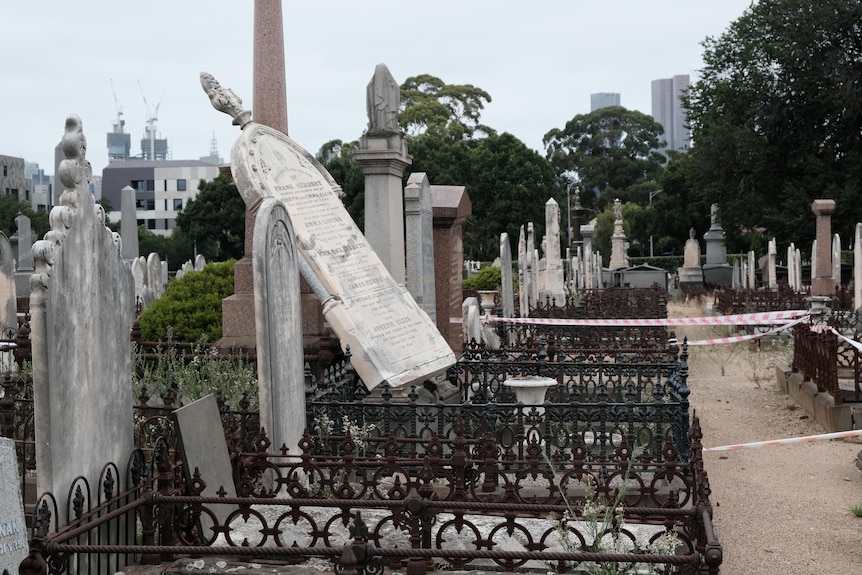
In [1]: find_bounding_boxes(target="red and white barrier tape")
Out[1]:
[704,429,862,452]
[475,310,809,327]
[685,316,808,346]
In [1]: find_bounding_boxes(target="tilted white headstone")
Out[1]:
[202,73,454,389]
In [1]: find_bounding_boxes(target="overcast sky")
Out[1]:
[3,1,754,176]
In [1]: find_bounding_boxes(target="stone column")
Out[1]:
[432,185,471,353]
[404,173,436,320]
[811,199,837,296]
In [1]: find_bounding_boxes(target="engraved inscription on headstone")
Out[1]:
[0,438,29,575]
[231,122,454,388]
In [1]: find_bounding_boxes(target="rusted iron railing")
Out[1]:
[19,415,721,575]
[792,323,841,403]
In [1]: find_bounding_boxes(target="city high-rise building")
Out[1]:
[651,74,690,152]
[590,92,621,112]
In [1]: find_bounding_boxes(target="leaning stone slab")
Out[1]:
[202,72,455,389]
[0,438,28,575]
[174,395,237,542]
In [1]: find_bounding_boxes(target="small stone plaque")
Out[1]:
[174,395,236,542]
[0,438,28,575]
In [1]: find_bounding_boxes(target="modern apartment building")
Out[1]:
[0,155,32,203]
[590,92,621,112]
[651,74,690,152]
[101,160,220,236]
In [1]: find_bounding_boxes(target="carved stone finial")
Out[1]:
[200,71,252,129]
[365,64,401,136]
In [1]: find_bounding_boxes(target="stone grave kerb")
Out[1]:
[811,199,837,296]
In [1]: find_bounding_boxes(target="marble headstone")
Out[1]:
[174,395,237,541]
[147,253,164,298]
[252,199,305,457]
[499,232,514,319]
[0,233,17,336]
[542,198,566,303]
[30,115,135,525]
[0,438,27,575]
[203,73,454,389]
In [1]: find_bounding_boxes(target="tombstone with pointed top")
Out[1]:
[30,115,135,528]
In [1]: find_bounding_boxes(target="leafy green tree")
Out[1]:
[464,133,560,260]
[175,173,245,261]
[318,139,365,229]
[686,0,862,251]
[0,195,50,241]
[138,226,196,271]
[138,260,235,342]
[543,106,666,211]
[400,74,495,139]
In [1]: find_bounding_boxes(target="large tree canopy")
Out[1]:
[399,74,495,139]
[175,173,245,261]
[687,0,862,251]
[543,106,665,211]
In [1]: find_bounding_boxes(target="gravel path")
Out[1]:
[671,299,862,574]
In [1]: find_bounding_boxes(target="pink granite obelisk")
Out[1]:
[220,0,289,350]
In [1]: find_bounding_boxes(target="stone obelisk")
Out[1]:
[221,1,288,350]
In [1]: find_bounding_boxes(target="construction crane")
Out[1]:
[109,78,124,134]
[138,80,164,160]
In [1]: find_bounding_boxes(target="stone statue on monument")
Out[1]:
[366,63,401,136]
[613,198,622,222]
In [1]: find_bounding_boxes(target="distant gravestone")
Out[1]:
[0,438,27,575]
[30,115,135,527]
[14,214,33,272]
[174,395,236,541]
[194,254,207,271]
[608,198,629,271]
[832,233,842,288]
[120,185,139,261]
[517,226,528,317]
[252,199,305,457]
[404,173,436,321]
[767,238,778,289]
[130,256,146,308]
[0,232,17,336]
[542,198,566,303]
[526,223,538,308]
[147,253,164,298]
[203,72,453,388]
[499,232,514,320]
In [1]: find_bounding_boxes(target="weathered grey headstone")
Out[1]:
[14,214,32,272]
[120,185,139,261]
[0,233,17,336]
[203,73,453,389]
[252,199,305,456]
[517,226,527,317]
[130,256,146,308]
[30,115,135,525]
[404,173,436,321]
[832,233,841,288]
[0,438,27,575]
[767,238,778,289]
[147,252,164,298]
[174,395,237,541]
[499,232,514,320]
[542,198,566,303]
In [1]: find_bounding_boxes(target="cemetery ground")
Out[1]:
[671,298,862,574]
